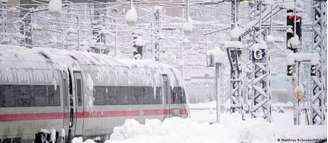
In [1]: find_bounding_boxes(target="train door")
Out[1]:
[73,71,84,136]
[162,74,172,118]
[61,71,70,141]
[61,69,75,143]
[63,70,84,142]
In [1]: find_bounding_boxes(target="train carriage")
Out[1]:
[0,46,188,143]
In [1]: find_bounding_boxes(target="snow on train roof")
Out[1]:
[0,46,183,86]
[0,46,63,84]
[0,45,172,69]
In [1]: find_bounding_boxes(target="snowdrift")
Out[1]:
[103,115,326,143]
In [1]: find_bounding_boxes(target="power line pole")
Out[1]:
[154,6,160,61]
[0,0,6,43]
[231,0,239,29]
[227,0,243,114]
[250,0,272,122]
[310,0,327,125]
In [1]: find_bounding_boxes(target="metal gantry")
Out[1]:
[310,0,327,125]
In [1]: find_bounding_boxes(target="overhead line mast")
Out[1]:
[310,0,327,125]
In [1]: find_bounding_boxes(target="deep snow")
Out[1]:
[73,102,326,143]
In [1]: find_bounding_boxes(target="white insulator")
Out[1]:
[183,21,193,35]
[229,26,242,40]
[289,35,301,49]
[266,35,275,43]
[48,0,62,14]
[294,84,304,98]
[125,7,138,27]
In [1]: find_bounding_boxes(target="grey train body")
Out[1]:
[0,47,188,143]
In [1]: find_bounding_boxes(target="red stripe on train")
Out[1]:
[0,112,65,122]
[0,108,188,122]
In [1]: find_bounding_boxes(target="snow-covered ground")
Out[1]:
[74,102,326,143]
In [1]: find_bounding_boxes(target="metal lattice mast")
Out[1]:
[243,0,260,119]
[0,0,7,43]
[227,47,243,113]
[154,7,160,61]
[248,0,272,121]
[92,3,106,45]
[249,46,272,121]
[231,0,239,29]
[227,0,243,113]
[310,0,327,125]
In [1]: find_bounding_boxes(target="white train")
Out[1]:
[0,46,188,143]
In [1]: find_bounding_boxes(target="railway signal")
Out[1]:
[310,65,317,76]
[287,64,294,76]
[286,9,302,52]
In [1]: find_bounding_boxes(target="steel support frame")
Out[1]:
[249,52,271,121]
[92,3,106,44]
[231,0,239,29]
[154,8,160,61]
[0,0,7,43]
[227,0,243,114]
[310,0,327,125]
[247,0,272,121]
[227,47,243,113]
[227,0,272,121]
[242,51,254,119]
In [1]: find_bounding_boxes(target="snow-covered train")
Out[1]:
[0,46,188,143]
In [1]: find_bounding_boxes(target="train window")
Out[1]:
[63,78,68,106]
[14,85,32,107]
[137,87,145,104]
[75,79,82,106]
[0,85,60,107]
[0,85,15,107]
[107,86,114,104]
[143,87,154,104]
[155,87,162,104]
[119,86,129,105]
[94,86,106,105]
[109,86,119,105]
[94,86,118,105]
[32,85,48,106]
[68,70,73,95]
[48,85,60,106]
[171,87,186,104]
[129,87,137,104]
[171,87,177,104]
[73,71,83,106]
[93,86,163,105]
[182,88,186,104]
